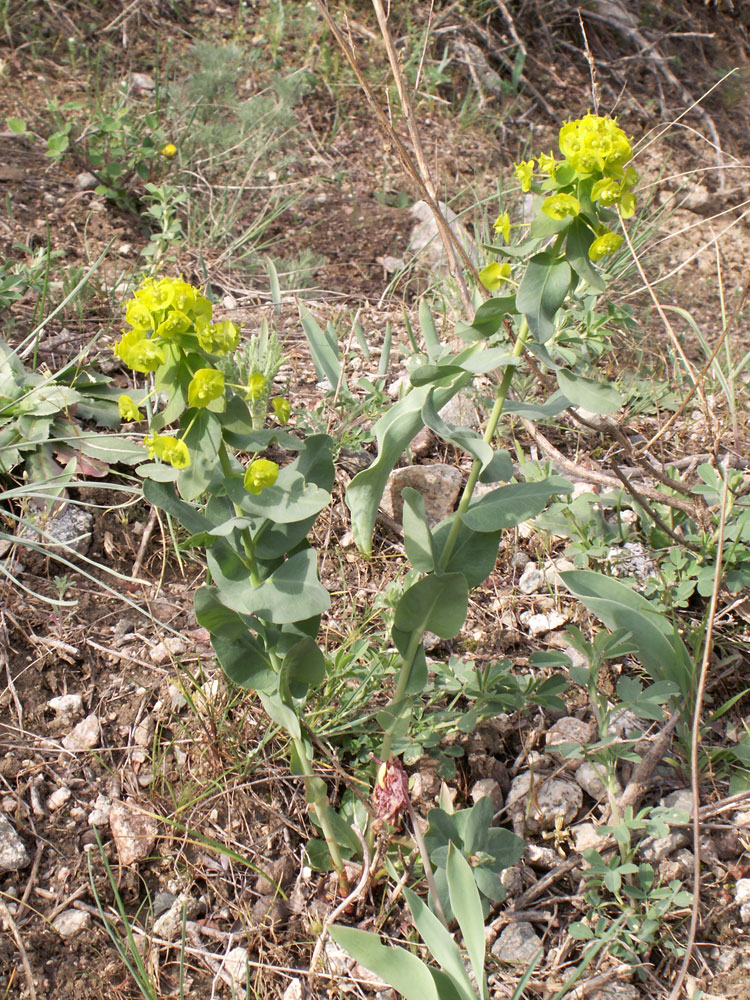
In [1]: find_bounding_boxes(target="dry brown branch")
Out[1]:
[667,463,730,1000]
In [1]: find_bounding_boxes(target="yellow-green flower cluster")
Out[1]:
[244,458,279,494]
[114,277,239,374]
[144,433,191,469]
[559,114,632,178]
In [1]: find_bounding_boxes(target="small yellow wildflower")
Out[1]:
[537,151,557,175]
[145,433,190,468]
[118,395,143,422]
[272,397,291,424]
[514,159,535,192]
[244,458,279,495]
[541,192,581,220]
[559,114,632,178]
[493,211,511,242]
[247,372,267,401]
[589,230,624,261]
[187,369,225,408]
[161,143,177,158]
[478,261,512,291]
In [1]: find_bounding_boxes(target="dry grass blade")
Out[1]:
[667,461,731,1000]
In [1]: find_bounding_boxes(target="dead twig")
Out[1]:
[0,897,37,1000]
[617,711,681,815]
[667,462,730,1000]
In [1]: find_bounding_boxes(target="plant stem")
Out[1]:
[438,316,531,570]
[216,441,347,886]
[380,318,531,761]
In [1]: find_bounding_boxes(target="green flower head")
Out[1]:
[188,368,225,408]
[127,338,166,374]
[537,151,557,176]
[493,211,511,242]
[272,397,291,425]
[514,158,535,192]
[478,261,511,291]
[541,192,581,220]
[244,458,279,495]
[118,394,143,423]
[559,114,633,178]
[589,229,624,261]
[145,433,190,469]
[247,372,267,401]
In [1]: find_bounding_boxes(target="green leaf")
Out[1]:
[346,378,469,554]
[419,298,441,361]
[560,570,693,699]
[404,888,477,1000]
[432,516,501,589]
[446,846,488,1000]
[143,478,208,533]
[461,477,571,532]
[394,573,469,639]
[328,926,440,1000]
[217,548,330,624]
[391,627,428,694]
[479,450,513,484]
[556,370,622,415]
[258,690,301,739]
[516,253,571,342]
[225,467,330,524]
[402,487,436,572]
[79,432,147,465]
[502,392,571,419]
[454,295,518,342]
[566,217,605,291]
[7,118,27,134]
[422,390,494,471]
[176,408,223,500]
[220,396,302,451]
[194,586,275,693]
[280,636,325,700]
[299,302,345,393]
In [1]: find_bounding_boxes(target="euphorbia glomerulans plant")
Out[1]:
[346,114,641,768]
[115,275,347,882]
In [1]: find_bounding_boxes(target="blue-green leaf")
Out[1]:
[566,217,605,291]
[422,389,493,471]
[556,370,621,415]
[394,573,469,639]
[461,477,571,532]
[446,847,488,1000]
[329,926,440,1000]
[299,302,345,392]
[404,888,477,1000]
[402,487,437,572]
[516,253,571,342]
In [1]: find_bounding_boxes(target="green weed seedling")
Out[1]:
[330,846,542,1000]
[423,796,525,921]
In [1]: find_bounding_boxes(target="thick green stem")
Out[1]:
[216,442,347,885]
[438,316,531,570]
[380,318,532,761]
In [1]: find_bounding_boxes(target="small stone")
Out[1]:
[470,778,503,813]
[153,891,179,918]
[500,864,524,897]
[659,848,694,882]
[525,844,562,869]
[110,800,159,866]
[223,947,249,986]
[47,787,71,812]
[381,464,462,527]
[520,612,553,636]
[659,789,694,817]
[575,761,617,801]
[607,541,656,582]
[491,922,542,965]
[573,822,609,854]
[129,71,155,91]
[153,893,201,939]
[47,694,83,723]
[149,636,186,665]
[681,184,712,214]
[510,551,530,570]
[546,717,594,759]
[410,425,433,459]
[639,831,689,863]
[62,714,100,752]
[52,909,91,939]
[75,171,97,190]
[542,557,576,587]
[133,716,154,748]
[18,505,93,565]
[88,794,111,827]
[438,393,481,430]
[0,815,29,872]
[735,878,750,908]
[535,778,582,830]
[254,856,295,897]
[282,980,303,1000]
[518,562,544,595]
[222,294,237,309]
[117,243,133,256]
[408,199,478,275]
